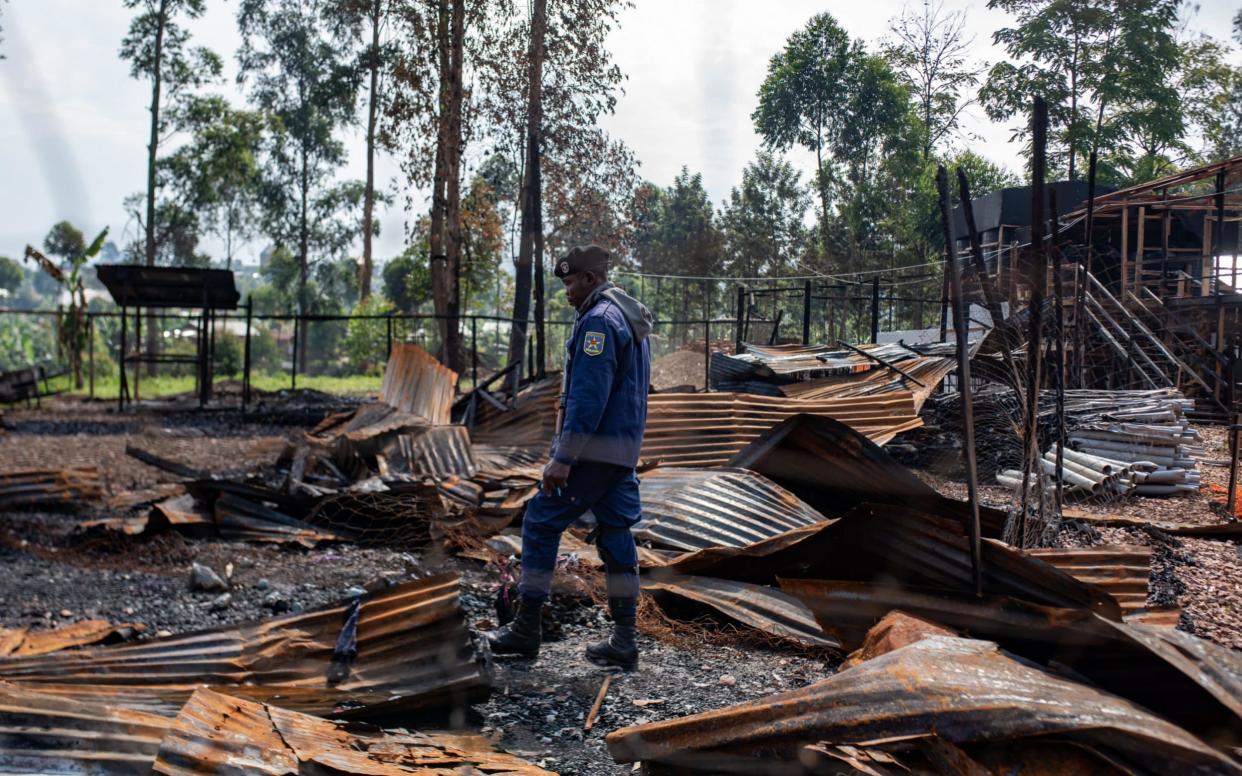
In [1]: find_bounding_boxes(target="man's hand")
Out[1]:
[542,460,571,493]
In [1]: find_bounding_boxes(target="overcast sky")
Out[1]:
[1,0,1239,267]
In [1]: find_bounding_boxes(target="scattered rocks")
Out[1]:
[344,586,368,598]
[718,674,736,686]
[262,590,291,613]
[188,562,228,593]
[256,578,271,591]
[207,593,232,611]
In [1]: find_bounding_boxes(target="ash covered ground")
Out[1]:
[0,396,1237,773]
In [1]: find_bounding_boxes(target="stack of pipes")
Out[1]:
[995,389,1202,499]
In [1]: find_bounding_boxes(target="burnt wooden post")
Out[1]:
[1020,96,1049,548]
[937,164,983,596]
[870,277,880,344]
[802,279,812,345]
[386,312,394,358]
[118,298,128,412]
[471,315,479,388]
[704,280,712,392]
[1050,189,1066,516]
[134,305,142,402]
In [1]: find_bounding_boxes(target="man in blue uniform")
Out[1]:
[487,244,652,670]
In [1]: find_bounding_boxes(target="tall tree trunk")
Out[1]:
[360,0,380,301]
[814,126,831,269]
[429,0,451,364]
[507,0,546,389]
[144,0,169,378]
[442,0,466,374]
[299,146,310,369]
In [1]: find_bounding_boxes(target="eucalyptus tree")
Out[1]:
[237,0,361,328]
[980,0,1183,181]
[883,0,985,160]
[120,0,221,270]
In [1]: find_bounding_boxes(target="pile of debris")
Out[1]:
[710,340,966,410]
[594,415,1242,774]
[926,386,1203,499]
[0,574,559,774]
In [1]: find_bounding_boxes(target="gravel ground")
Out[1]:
[0,399,1237,772]
[0,397,836,775]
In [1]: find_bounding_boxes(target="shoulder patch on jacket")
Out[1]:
[583,330,606,356]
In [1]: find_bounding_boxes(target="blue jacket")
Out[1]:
[552,285,652,469]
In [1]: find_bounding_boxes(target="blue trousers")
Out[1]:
[519,462,641,601]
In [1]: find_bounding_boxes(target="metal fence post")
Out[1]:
[242,298,252,411]
[734,285,745,353]
[291,316,299,391]
[386,312,393,358]
[471,315,478,388]
[870,276,881,344]
[88,314,95,400]
[802,279,812,345]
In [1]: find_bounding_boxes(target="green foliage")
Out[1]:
[159,96,275,266]
[0,256,23,295]
[719,152,811,278]
[883,2,984,159]
[213,333,242,377]
[382,246,429,314]
[753,12,916,269]
[980,0,1183,182]
[343,295,407,374]
[43,221,85,262]
[120,0,221,99]
[238,0,363,312]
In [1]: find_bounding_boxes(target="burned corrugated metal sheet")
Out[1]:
[0,466,102,510]
[1027,545,1151,614]
[383,424,478,478]
[642,392,923,468]
[634,468,826,552]
[471,375,559,449]
[781,579,1242,748]
[380,342,457,424]
[663,503,1116,618]
[0,574,488,720]
[152,689,555,775]
[0,681,170,774]
[728,413,1007,537]
[0,620,143,658]
[642,575,839,650]
[605,636,1239,775]
[214,493,351,547]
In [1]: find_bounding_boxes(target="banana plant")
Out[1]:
[24,227,108,389]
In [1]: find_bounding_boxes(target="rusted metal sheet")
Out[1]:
[383,424,478,478]
[0,620,144,658]
[471,375,560,449]
[379,342,457,424]
[152,688,555,775]
[605,636,1239,774]
[0,680,170,774]
[728,413,1007,537]
[642,574,839,650]
[642,392,923,468]
[0,574,489,720]
[782,579,1242,748]
[1027,545,1151,613]
[0,466,102,510]
[634,467,825,552]
[664,503,1117,618]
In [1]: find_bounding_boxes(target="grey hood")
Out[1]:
[580,282,653,341]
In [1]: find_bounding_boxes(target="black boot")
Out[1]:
[586,597,638,671]
[487,595,543,658]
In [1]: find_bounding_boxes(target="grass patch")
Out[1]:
[59,372,384,400]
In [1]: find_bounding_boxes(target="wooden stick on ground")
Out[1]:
[584,674,612,731]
